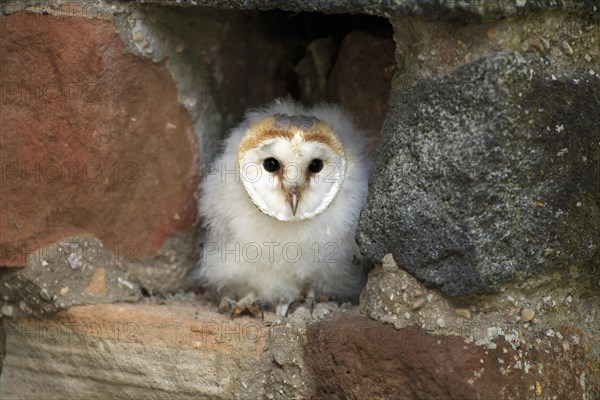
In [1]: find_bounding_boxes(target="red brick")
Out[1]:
[0,12,200,267]
[305,315,597,399]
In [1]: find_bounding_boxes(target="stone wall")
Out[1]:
[1,0,598,399]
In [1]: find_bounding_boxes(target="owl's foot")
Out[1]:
[219,294,264,321]
[283,288,316,317]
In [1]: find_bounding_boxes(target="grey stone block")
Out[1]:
[357,52,600,295]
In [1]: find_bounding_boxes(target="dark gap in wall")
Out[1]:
[268,11,394,103]
[207,9,396,141]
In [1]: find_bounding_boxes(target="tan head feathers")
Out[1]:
[239,114,345,157]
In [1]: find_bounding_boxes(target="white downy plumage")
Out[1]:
[197,99,372,314]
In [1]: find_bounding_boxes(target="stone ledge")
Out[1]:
[0,303,271,399]
[2,300,598,399]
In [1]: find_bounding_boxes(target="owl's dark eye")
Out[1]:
[263,157,280,173]
[308,159,324,173]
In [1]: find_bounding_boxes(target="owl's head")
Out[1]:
[238,114,346,222]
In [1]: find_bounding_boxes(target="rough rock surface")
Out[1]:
[2,294,598,399]
[0,302,270,399]
[294,30,395,141]
[0,236,141,318]
[119,0,599,20]
[0,298,346,399]
[361,253,599,339]
[0,11,200,267]
[327,31,396,140]
[0,231,209,317]
[295,37,337,106]
[305,313,599,399]
[357,51,600,296]
[352,254,600,399]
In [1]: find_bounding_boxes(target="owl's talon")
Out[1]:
[256,299,265,322]
[219,297,238,319]
[219,297,240,318]
[305,288,316,315]
[283,300,295,318]
[220,294,265,319]
[283,288,318,317]
[227,300,235,320]
[307,297,315,315]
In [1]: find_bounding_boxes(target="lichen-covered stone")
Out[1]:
[357,52,600,295]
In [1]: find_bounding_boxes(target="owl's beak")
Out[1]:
[290,193,299,216]
[286,185,301,216]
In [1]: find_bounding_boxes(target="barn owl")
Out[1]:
[197,99,372,318]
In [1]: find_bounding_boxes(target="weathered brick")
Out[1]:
[305,315,599,399]
[0,303,269,399]
[0,11,200,267]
